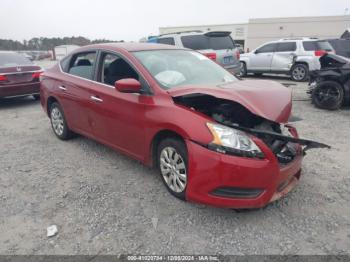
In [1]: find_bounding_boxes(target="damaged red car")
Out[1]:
[40,43,328,209]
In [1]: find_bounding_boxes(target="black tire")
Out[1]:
[49,102,74,140]
[157,137,188,200]
[33,94,40,100]
[291,63,309,82]
[239,62,247,77]
[312,81,344,110]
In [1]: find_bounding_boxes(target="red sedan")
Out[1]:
[40,43,328,209]
[0,51,43,99]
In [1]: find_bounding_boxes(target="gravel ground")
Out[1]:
[0,68,349,255]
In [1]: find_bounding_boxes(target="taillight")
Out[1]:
[314,50,327,57]
[236,50,240,60]
[203,53,217,61]
[0,75,7,81]
[32,71,43,79]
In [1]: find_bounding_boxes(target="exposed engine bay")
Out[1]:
[173,93,330,164]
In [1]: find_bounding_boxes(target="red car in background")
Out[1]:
[40,43,328,209]
[0,51,42,100]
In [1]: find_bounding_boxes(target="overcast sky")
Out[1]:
[1,0,349,42]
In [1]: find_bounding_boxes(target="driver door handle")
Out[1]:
[90,95,103,103]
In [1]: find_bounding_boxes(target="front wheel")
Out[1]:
[291,64,309,81]
[157,138,188,200]
[312,81,344,110]
[49,102,74,140]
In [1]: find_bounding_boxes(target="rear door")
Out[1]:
[271,42,297,72]
[249,43,277,71]
[56,51,97,136]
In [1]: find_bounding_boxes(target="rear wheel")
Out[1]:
[49,102,74,140]
[239,62,247,77]
[312,81,344,110]
[157,138,188,200]
[291,64,308,81]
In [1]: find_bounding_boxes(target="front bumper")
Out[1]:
[185,138,302,209]
[0,82,40,98]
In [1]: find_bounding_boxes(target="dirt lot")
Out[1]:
[0,68,349,254]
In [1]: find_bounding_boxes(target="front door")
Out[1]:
[87,52,152,161]
[249,43,276,71]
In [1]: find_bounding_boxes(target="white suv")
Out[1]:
[240,38,334,81]
[148,31,241,75]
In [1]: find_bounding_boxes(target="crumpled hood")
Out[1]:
[168,80,292,123]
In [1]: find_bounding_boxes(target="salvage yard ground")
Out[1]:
[0,63,349,254]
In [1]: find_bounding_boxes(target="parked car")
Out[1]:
[240,38,335,81]
[40,43,329,209]
[327,38,350,58]
[0,51,43,99]
[308,54,350,110]
[148,31,241,75]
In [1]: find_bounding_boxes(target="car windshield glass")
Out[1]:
[181,35,235,50]
[0,53,32,67]
[133,50,237,89]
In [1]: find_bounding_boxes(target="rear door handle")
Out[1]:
[58,85,67,91]
[90,95,103,103]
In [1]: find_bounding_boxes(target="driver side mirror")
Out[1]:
[115,78,142,93]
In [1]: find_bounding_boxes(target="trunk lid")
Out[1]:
[0,65,42,84]
[168,80,292,123]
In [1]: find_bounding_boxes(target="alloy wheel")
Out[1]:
[51,107,64,136]
[159,146,187,193]
[292,66,306,81]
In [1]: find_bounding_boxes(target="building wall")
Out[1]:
[246,15,350,51]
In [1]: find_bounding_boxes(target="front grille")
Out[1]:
[210,187,263,199]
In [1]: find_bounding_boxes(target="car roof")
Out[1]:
[78,42,185,52]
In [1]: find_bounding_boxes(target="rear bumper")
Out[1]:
[224,64,241,75]
[0,82,40,98]
[185,140,303,209]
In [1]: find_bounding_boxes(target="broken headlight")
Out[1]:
[206,123,264,158]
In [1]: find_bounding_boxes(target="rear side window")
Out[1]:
[256,43,276,53]
[157,37,175,46]
[181,34,235,50]
[303,41,333,51]
[68,52,96,80]
[181,35,208,50]
[276,42,297,52]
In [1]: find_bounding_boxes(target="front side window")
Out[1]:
[99,53,138,86]
[133,50,237,89]
[157,37,175,46]
[276,42,297,52]
[256,43,276,53]
[68,52,96,80]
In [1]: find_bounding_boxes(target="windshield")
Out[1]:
[0,52,32,67]
[133,50,237,89]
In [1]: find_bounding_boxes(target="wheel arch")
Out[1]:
[46,96,60,116]
[149,129,188,168]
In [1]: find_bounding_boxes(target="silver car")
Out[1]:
[149,31,241,75]
[240,38,335,81]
